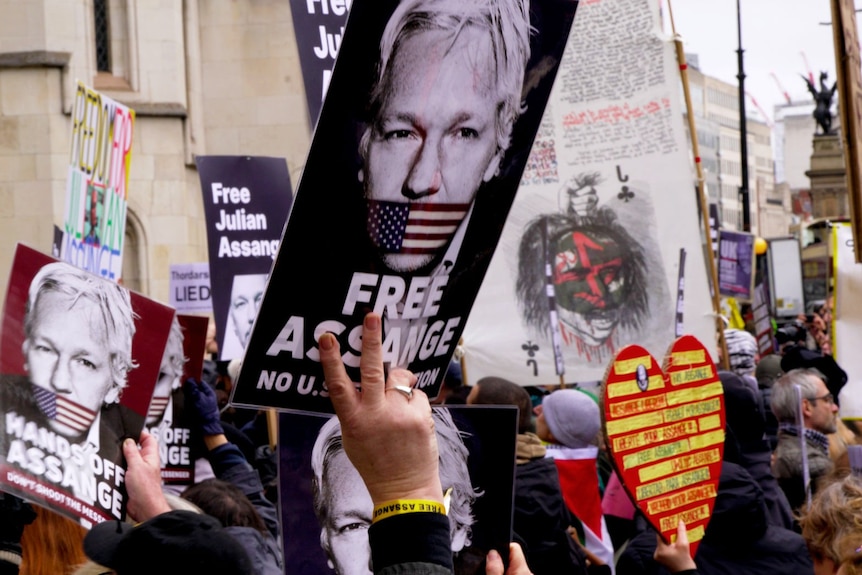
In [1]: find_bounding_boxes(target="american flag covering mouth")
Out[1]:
[367,200,470,254]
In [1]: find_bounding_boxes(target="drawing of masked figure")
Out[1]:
[517,173,648,354]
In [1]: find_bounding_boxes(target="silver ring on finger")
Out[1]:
[392,385,414,399]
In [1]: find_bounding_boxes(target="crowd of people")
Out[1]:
[0,0,857,572]
[0,295,859,575]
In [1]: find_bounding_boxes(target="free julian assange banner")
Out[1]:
[232,0,580,412]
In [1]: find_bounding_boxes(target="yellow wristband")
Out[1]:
[372,499,447,524]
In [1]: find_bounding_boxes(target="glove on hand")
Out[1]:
[183,378,224,436]
[0,493,36,556]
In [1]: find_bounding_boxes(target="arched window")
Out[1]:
[122,209,146,294]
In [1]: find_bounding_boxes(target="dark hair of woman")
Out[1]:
[181,479,267,534]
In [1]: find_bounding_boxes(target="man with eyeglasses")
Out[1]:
[770,368,838,513]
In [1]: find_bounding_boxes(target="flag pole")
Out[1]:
[543,218,568,381]
[666,0,729,369]
[266,409,278,450]
[458,337,469,388]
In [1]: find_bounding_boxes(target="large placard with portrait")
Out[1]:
[0,244,174,527]
[198,156,293,362]
[278,406,517,575]
[144,313,211,490]
[233,0,579,412]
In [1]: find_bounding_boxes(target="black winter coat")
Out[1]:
[718,371,795,530]
[514,456,591,575]
[616,462,813,575]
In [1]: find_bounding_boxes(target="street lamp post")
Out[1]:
[737,0,751,232]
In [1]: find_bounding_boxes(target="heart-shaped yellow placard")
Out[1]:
[602,335,725,556]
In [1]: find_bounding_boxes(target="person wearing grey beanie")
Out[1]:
[537,389,614,571]
[537,389,601,449]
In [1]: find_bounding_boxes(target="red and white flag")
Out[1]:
[546,445,615,573]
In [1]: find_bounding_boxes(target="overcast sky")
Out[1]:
[665,0,839,124]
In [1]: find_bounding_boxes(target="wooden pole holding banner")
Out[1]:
[267,409,278,450]
[794,385,812,510]
[675,248,687,338]
[829,0,862,263]
[543,219,568,383]
[666,0,730,370]
[458,337,469,388]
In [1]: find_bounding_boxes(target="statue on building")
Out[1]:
[803,71,837,135]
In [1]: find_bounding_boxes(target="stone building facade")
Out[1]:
[0,0,312,309]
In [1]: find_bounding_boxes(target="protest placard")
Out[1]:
[289,0,351,124]
[143,313,210,489]
[462,0,716,384]
[718,230,755,301]
[58,82,134,282]
[767,237,805,318]
[752,284,775,355]
[0,244,173,527]
[232,0,578,413]
[198,156,293,362]
[169,263,212,315]
[279,406,517,574]
[833,223,862,371]
[603,335,725,555]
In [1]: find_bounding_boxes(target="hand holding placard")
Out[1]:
[654,521,697,572]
